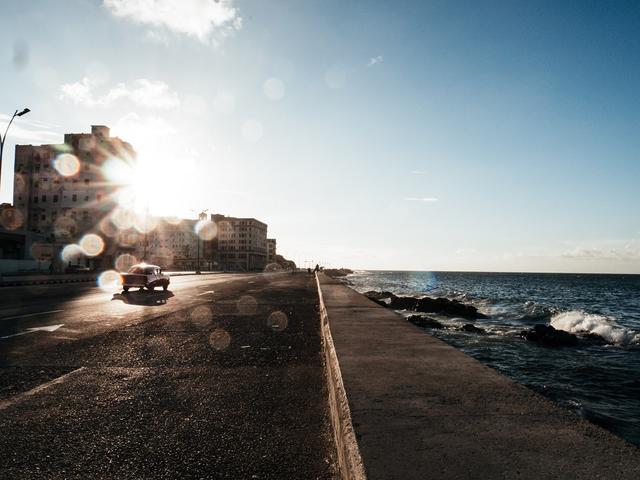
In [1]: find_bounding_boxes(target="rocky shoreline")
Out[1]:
[364,290,605,348]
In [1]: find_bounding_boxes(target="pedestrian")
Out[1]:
[314,264,320,274]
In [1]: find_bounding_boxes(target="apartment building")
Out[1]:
[134,217,208,270]
[12,125,136,270]
[209,213,267,271]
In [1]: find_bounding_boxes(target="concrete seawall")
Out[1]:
[318,273,640,480]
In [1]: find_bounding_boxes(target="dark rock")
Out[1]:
[390,296,418,310]
[415,297,488,319]
[407,315,444,329]
[364,291,397,301]
[521,324,578,347]
[461,324,486,334]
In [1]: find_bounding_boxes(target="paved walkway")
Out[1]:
[319,274,640,480]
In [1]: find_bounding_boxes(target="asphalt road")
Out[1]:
[0,272,336,479]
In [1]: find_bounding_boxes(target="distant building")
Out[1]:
[134,217,208,270]
[209,213,268,271]
[12,125,136,271]
[267,238,277,264]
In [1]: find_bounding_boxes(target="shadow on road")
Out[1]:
[111,291,175,306]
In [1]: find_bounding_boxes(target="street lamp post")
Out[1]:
[196,210,208,274]
[0,108,30,190]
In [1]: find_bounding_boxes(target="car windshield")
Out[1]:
[128,266,144,274]
[144,267,156,274]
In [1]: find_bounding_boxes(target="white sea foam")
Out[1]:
[550,310,640,346]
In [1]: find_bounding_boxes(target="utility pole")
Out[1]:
[0,108,30,190]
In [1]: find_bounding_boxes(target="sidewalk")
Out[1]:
[318,274,640,480]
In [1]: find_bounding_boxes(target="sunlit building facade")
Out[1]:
[12,125,137,271]
[134,218,209,270]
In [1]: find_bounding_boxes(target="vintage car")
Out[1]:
[120,264,170,292]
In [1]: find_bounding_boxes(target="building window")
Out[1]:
[84,178,90,185]
[53,195,58,202]
[85,195,89,201]
[96,194,102,202]
[72,194,77,202]
[34,196,38,204]
[42,195,46,202]
[41,214,45,221]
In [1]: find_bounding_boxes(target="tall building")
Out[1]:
[267,238,277,264]
[209,213,268,271]
[12,125,136,270]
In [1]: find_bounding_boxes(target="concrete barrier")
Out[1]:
[315,273,366,480]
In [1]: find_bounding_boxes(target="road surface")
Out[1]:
[0,272,336,479]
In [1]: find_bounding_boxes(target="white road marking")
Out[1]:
[0,309,63,321]
[0,367,86,411]
[0,324,64,340]
[197,290,215,296]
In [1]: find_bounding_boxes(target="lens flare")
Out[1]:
[98,270,122,292]
[53,154,80,177]
[237,295,258,315]
[30,242,54,261]
[111,207,135,230]
[0,206,24,231]
[241,119,263,143]
[190,305,213,327]
[195,219,217,241]
[267,311,289,332]
[54,216,77,240]
[209,329,231,351]
[80,234,104,256]
[133,211,158,234]
[263,77,285,100]
[99,216,118,238]
[115,253,137,271]
[61,244,84,262]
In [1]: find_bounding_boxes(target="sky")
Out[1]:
[1,0,639,273]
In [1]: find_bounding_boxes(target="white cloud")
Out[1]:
[0,113,60,144]
[367,55,384,67]
[404,197,439,202]
[59,78,180,109]
[103,0,241,44]
[562,243,640,261]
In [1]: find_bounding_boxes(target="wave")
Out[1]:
[550,310,640,346]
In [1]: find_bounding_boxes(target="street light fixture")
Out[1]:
[0,107,30,193]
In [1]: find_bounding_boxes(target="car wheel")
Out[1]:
[163,282,168,291]
[147,284,155,291]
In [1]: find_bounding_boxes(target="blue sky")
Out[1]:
[1,0,639,272]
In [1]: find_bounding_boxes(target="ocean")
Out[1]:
[342,270,640,446]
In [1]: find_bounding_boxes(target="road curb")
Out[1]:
[315,273,367,480]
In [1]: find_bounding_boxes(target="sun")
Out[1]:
[102,150,194,218]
